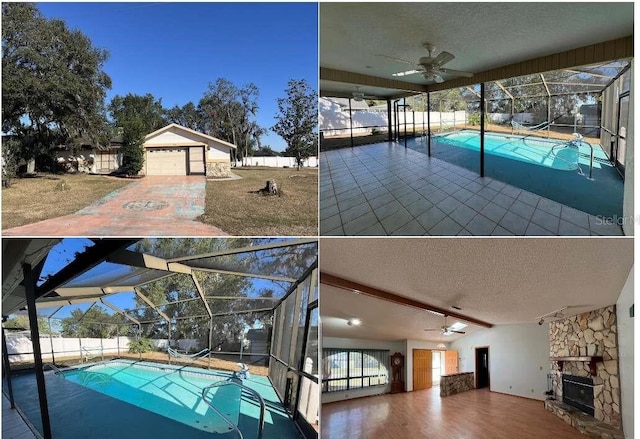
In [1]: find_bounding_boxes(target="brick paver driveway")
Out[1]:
[4,176,227,236]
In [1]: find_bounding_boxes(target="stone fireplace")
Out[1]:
[548,305,621,430]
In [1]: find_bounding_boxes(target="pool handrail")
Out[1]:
[571,134,595,180]
[43,363,65,378]
[201,379,266,439]
[583,140,595,181]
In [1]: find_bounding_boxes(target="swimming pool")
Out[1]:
[406,130,623,218]
[431,130,606,172]
[62,361,242,433]
[8,360,301,439]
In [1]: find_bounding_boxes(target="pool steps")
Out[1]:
[202,380,266,439]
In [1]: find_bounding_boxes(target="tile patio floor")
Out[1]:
[320,142,625,236]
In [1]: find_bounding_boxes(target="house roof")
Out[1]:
[145,123,237,149]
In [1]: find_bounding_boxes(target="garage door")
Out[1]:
[146,148,187,175]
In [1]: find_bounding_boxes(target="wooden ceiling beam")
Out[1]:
[320,272,494,328]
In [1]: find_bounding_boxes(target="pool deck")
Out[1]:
[320,141,625,236]
[2,396,37,439]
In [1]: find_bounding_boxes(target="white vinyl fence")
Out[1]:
[5,334,203,363]
[238,156,318,168]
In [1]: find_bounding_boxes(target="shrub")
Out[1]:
[467,113,481,126]
[128,338,155,353]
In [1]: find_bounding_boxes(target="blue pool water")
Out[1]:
[7,360,300,439]
[406,130,623,218]
[63,362,238,433]
[432,130,607,171]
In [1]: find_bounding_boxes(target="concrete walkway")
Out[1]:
[4,176,227,236]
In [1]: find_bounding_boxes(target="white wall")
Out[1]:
[450,323,549,400]
[404,339,450,392]
[322,337,404,403]
[208,140,233,159]
[5,336,201,363]
[145,127,204,147]
[240,156,318,168]
[6,335,135,363]
[615,267,633,438]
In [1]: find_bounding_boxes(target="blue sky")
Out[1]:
[37,2,319,152]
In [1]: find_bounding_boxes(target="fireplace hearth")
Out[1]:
[562,374,594,416]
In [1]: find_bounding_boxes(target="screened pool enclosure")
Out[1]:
[2,238,318,439]
[320,58,632,233]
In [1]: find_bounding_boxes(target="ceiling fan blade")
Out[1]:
[424,328,441,331]
[433,51,455,66]
[450,330,466,334]
[440,68,474,78]
[377,54,418,66]
[392,69,422,77]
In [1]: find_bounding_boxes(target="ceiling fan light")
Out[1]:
[436,343,446,349]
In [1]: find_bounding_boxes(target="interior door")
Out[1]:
[475,347,490,389]
[445,350,458,374]
[413,349,433,391]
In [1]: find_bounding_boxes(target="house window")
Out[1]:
[321,348,389,393]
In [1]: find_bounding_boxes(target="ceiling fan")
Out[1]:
[351,86,375,102]
[380,43,473,83]
[424,315,466,335]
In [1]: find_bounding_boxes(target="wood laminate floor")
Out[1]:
[321,388,586,439]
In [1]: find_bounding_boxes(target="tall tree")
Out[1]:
[200,79,240,145]
[109,93,165,174]
[2,3,112,167]
[164,102,207,132]
[4,315,52,334]
[132,238,256,347]
[272,79,318,170]
[60,307,122,338]
[199,79,263,165]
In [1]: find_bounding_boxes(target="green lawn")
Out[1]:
[2,173,131,229]
[200,167,318,236]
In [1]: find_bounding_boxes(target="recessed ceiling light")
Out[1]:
[427,310,445,316]
[347,318,362,326]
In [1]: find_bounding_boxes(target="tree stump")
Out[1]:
[266,180,278,195]
[55,179,70,191]
[256,179,280,196]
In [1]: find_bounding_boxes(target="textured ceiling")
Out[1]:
[320,2,633,97]
[320,238,633,342]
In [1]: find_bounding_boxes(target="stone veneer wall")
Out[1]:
[549,305,620,429]
[440,372,474,397]
[206,161,231,178]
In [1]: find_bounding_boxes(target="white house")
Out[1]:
[142,123,236,178]
[91,123,236,178]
